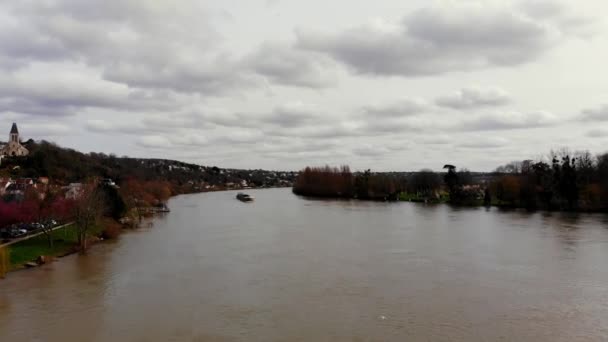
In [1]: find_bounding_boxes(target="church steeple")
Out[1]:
[10,123,19,143]
[1,122,29,157]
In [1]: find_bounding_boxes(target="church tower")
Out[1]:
[0,123,29,157]
[10,123,19,143]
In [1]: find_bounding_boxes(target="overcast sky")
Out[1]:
[1,0,607,171]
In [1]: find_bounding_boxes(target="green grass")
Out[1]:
[7,224,104,269]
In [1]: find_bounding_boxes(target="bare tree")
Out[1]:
[74,184,105,252]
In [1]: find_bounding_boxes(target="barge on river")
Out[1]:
[236,193,254,202]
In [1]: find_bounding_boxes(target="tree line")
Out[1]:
[293,166,406,201]
[292,149,608,211]
[489,150,608,211]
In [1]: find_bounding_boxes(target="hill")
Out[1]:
[0,140,296,192]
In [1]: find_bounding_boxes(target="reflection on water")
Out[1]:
[1,188,608,341]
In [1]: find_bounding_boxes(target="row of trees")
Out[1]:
[490,151,608,211]
[293,166,406,200]
[293,149,608,211]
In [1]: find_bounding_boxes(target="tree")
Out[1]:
[409,169,441,198]
[598,153,608,207]
[443,164,459,202]
[26,188,56,248]
[73,184,105,252]
[483,187,492,206]
[493,175,520,206]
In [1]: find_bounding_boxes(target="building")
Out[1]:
[0,123,29,157]
[65,183,84,200]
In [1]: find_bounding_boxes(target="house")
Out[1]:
[65,183,84,200]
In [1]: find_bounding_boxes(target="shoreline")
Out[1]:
[293,191,608,214]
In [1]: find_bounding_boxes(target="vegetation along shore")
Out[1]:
[293,149,608,212]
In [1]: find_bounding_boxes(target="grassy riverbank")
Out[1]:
[6,223,105,270]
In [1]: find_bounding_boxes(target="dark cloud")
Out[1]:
[297,2,584,77]
[435,87,511,109]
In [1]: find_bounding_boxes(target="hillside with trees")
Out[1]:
[1,140,296,191]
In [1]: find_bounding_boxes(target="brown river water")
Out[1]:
[1,188,608,341]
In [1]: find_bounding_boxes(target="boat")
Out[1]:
[236,193,254,202]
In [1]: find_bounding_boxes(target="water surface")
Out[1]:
[2,188,608,341]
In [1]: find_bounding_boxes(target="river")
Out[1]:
[1,188,608,341]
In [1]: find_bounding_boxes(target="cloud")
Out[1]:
[461,111,558,131]
[244,43,338,88]
[586,128,608,138]
[261,102,326,128]
[362,98,428,118]
[581,105,608,122]
[0,63,180,116]
[136,135,172,149]
[352,142,407,157]
[297,2,586,77]
[0,1,258,96]
[352,145,391,157]
[86,119,149,134]
[20,123,72,138]
[0,1,340,97]
[457,137,510,149]
[419,135,453,145]
[435,86,511,109]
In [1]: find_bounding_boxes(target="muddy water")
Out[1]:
[2,188,608,341]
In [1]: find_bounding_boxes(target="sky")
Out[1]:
[0,0,607,172]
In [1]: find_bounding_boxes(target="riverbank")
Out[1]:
[297,189,608,213]
[2,223,105,273]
